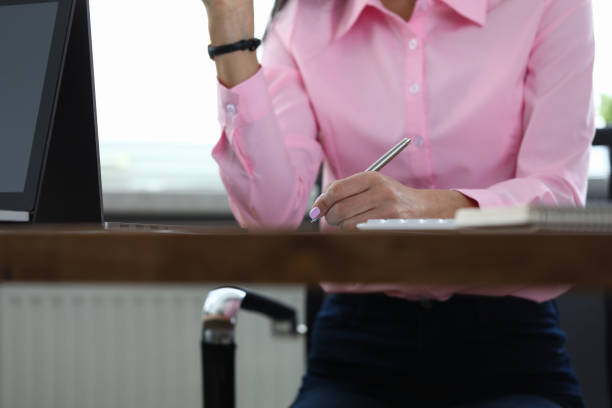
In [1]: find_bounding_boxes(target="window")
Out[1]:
[589,0,612,185]
[90,0,276,214]
[91,0,612,214]
[593,0,612,128]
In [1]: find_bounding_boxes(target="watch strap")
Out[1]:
[208,38,261,59]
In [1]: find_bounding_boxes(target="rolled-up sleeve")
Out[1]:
[458,0,595,209]
[212,16,323,228]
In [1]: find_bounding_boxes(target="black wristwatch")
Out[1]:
[208,38,262,59]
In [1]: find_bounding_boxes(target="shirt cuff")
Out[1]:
[454,188,505,209]
[217,68,274,129]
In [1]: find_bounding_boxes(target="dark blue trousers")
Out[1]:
[292,294,584,408]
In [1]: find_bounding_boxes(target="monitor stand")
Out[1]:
[34,0,103,223]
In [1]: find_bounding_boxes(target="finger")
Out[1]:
[325,190,378,226]
[339,200,403,230]
[310,172,382,220]
[339,205,391,231]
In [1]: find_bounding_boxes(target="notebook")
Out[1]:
[454,205,612,232]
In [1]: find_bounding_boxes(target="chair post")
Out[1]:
[201,287,247,408]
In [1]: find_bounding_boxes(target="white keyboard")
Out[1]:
[356,218,457,231]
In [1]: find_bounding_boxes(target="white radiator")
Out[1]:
[0,284,305,408]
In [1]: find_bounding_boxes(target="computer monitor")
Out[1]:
[0,0,103,223]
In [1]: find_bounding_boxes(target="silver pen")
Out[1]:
[363,138,411,172]
[311,138,411,222]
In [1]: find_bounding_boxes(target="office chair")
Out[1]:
[201,286,307,408]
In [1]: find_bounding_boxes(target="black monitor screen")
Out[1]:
[0,1,59,193]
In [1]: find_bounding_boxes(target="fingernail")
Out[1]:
[309,206,321,220]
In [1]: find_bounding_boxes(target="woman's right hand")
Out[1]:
[202,0,260,87]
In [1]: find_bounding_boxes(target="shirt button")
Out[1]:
[225,103,237,116]
[414,135,425,147]
[408,38,418,51]
[409,83,420,94]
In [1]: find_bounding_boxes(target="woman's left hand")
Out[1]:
[310,172,478,230]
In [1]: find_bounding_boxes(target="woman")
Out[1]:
[202,0,595,406]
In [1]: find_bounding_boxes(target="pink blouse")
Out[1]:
[212,0,595,302]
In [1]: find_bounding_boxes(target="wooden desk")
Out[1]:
[1,225,611,286]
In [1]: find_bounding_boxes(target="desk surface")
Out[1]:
[0,225,611,286]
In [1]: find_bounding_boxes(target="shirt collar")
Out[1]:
[440,0,488,26]
[334,0,487,41]
[334,0,376,41]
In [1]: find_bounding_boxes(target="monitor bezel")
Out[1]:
[0,0,75,212]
